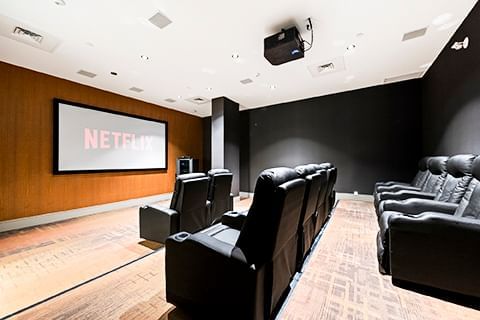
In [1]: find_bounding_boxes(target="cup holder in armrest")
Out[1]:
[173,232,190,241]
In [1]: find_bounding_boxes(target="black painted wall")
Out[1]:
[239,81,423,193]
[202,116,211,172]
[422,4,480,155]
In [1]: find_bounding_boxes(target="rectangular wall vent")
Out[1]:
[149,11,172,29]
[384,71,423,84]
[77,70,97,78]
[402,27,428,41]
[164,98,176,103]
[129,86,144,93]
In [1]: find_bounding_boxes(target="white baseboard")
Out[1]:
[239,191,254,199]
[0,193,173,233]
[337,192,373,202]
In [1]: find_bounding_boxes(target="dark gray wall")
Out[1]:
[422,3,480,155]
[240,81,423,193]
[210,97,240,195]
[202,116,211,172]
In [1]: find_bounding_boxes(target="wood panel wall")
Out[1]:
[0,62,203,221]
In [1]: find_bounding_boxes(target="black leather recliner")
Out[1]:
[376,154,477,274]
[386,156,480,299]
[206,168,234,224]
[165,167,306,319]
[374,156,431,196]
[379,154,476,217]
[308,163,333,237]
[139,173,209,243]
[294,164,326,269]
[320,163,337,213]
[374,156,449,211]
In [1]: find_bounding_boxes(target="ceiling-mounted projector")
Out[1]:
[264,26,305,65]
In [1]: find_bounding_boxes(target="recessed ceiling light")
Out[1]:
[54,0,66,6]
[255,72,261,78]
[346,44,356,51]
[177,95,182,99]
[232,53,240,59]
[270,84,277,90]
[432,13,452,26]
[206,87,213,91]
[140,55,150,61]
[110,71,118,76]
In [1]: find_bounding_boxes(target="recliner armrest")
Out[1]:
[146,205,178,216]
[379,190,435,202]
[221,210,248,230]
[376,181,408,188]
[139,205,179,243]
[380,199,458,216]
[165,232,263,319]
[388,213,480,297]
[376,185,420,193]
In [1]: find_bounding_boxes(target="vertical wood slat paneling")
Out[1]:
[0,62,203,221]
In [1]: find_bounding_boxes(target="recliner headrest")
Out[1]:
[446,154,477,178]
[208,168,230,176]
[252,167,299,198]
[418,157,430,171]
[428,156,448,174]
[307,163,322,171]
[176,172,206,182]
[295,164,317,178]
[472,157,480,180]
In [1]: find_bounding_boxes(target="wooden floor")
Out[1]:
[1,199,479,319]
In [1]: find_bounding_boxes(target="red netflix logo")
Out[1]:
[84,128,153,151]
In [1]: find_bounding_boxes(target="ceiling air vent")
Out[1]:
[384,72,423,84]
[77,69,97,78]
[240,78,253,85]
[129,86,144,93]
[149,11,172,29]
[402,27,428,41]
[308,56,346,77]
[0,15,61,52]
[186,96,209,105]
[164,98,176,103]
[12,26,43,43]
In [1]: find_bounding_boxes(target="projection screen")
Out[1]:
[53,99,167,173]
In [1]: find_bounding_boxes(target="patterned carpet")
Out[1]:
[0,201,169,318]
[3,200,480,319]
[281,201,480,320]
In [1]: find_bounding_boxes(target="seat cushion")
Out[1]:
[200,223,240,246]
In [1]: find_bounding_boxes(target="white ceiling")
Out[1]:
[0,0,477,117]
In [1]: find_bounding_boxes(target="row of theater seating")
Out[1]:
[164,163,337,320]
[139,169,234,243]
[374,155,480,300]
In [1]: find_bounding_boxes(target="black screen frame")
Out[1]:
[53,98,168,174]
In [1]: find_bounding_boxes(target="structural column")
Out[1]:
[211,97,240,196]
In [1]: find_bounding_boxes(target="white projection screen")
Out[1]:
[54,99,167,173]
